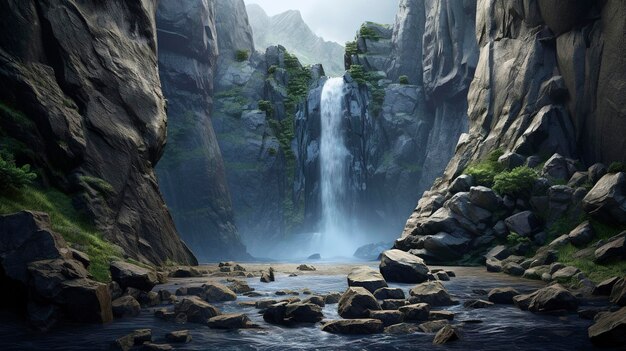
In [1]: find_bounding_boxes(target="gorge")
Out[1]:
[0,0,625,350]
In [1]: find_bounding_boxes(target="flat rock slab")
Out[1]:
[347,266,388,293]
[321,319,384,334]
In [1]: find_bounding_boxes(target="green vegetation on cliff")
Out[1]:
[465,149,505,187]
[348,64,386,117]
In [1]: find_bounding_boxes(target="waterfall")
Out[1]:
[318,77,352,257]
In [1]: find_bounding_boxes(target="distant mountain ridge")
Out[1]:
[246,4,345,76]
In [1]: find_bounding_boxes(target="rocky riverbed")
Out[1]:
[0,260,622,351]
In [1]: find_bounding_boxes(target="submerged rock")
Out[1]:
[368,310,404,327]
[112,296,141,318]
[433,325,459,345]
[165,330,192,343]
[487,287,520,304]
[297,264,316,271]
[174,296,220,324]
[321,319,384,334]
[347,266,388,293]
[379,249,429,283]
[207,313,253,329]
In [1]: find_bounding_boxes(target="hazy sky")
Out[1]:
[243,0,400,44]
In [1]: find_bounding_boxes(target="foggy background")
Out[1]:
[244,0,400,44]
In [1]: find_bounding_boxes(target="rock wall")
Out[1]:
[437,0,626,190]
[0,0,195,265]
[155,0,248,262]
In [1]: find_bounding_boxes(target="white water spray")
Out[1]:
[318,77,352,257]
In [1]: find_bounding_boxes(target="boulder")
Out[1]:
[595,233,626,263]
[379,250,429,283]
[373,287,405,300]
[338,287,381,318]
[418,320,450,333]
[505,211,542,237]
[70,249,91,269]
[485,245,511,260]
[228,280,253,294]
[368,310,404,327]
[588,163,607,184]
[165,330,191,343]
[297,264,316,271]
[398,303,430,321]
[568,172,589,188]
[207,313,252,329]
[137,291,160,307]
[423,233,472,261]
[568,221,595,248]
[593,277,620,296]
[433,325,459,345]
[514,284,578,312]
[381,299,408,310]
[498,152,526,170]
[503,262,525,276]
[463,299,494,308]
[551,266,581,281]
[353,242,392,260]
[53,277,113,324]
[110,261,158,292]
[324,292,342,304]
[542,154,571,180]
[112,296,141,318]
[303,296,325,307]
[285,302,324,323]
[203,283,237,302]
[384,323,420,334]
[307,253,321,260]
[347,266,388,293]
[485,258,503,272]
[132,329,152,345]
[110,333,135,351]
[168,267,202,278]
[429,310,454,320]
[469,186,502,211]
[449,175,474,194]
[321,319,384,334]
[582,173,626,224]
[610,278,626,306]
[409,281,456,306]
[588,307,626,347]
[174,296,220,324]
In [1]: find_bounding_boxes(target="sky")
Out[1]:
[243,0,400,44]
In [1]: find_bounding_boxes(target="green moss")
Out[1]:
[493,166,538,197]
[0,186,121,282]
[78,176,114,196]
[465,149,505,187]
[235,50,249,62]
[608,162,625,173]
[399,75,409,85]
[348,65,386,117]
[558,244,626,283]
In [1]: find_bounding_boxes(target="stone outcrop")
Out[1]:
[155,0,248,261]
[0,211,112,329]
[0,0,195,265]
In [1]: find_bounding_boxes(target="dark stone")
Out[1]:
[409,281,456,306]
[514,284,578,312]
[110,261,158,292]
[207,313,252,329]
[112,296,141,318]
[595,233,626,263]
[582,173,626,224]
[174,296,220,324]
[321,319,384,334]
[338,287,381,318]
[593,277,620,296]
[488,287,520,304]
[347,266,388,293]
[610,278,626,306]
[463,299,494,308]
[368,310,404,327]
[379,249,429,283]
[165,330,192,343]
[588,307,626,347]
[373,287,405,300]
[433,325,459,345]
[399,303,430,321]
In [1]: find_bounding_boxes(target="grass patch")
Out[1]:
[608,162,625,173]
[0,186,121,282]
[557,244,626,283]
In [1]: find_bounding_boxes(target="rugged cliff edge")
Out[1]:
[156,0,248,261]
[0,0,195,265]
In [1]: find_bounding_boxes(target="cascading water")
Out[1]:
[317,77,352,257]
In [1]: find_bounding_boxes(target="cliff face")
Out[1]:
[156,0,248,261]
[246,4,345,77]
[0,0,195,265]
[438,0,626,189]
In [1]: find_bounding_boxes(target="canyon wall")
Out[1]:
[0,0,196,265]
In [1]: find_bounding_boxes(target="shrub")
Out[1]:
[493,166,538,197]
[258,100,273,117]
[507,232,531,246]
[359,25,380,41]
[235,50,249,62]
[268,65,278,74]
[268,148,277,156]
[399,75,409,85]
[465,149,505,187]
[608,161,625,173]
[345,41,358,55]
[0,151,36,195]
[348,64,366,85]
